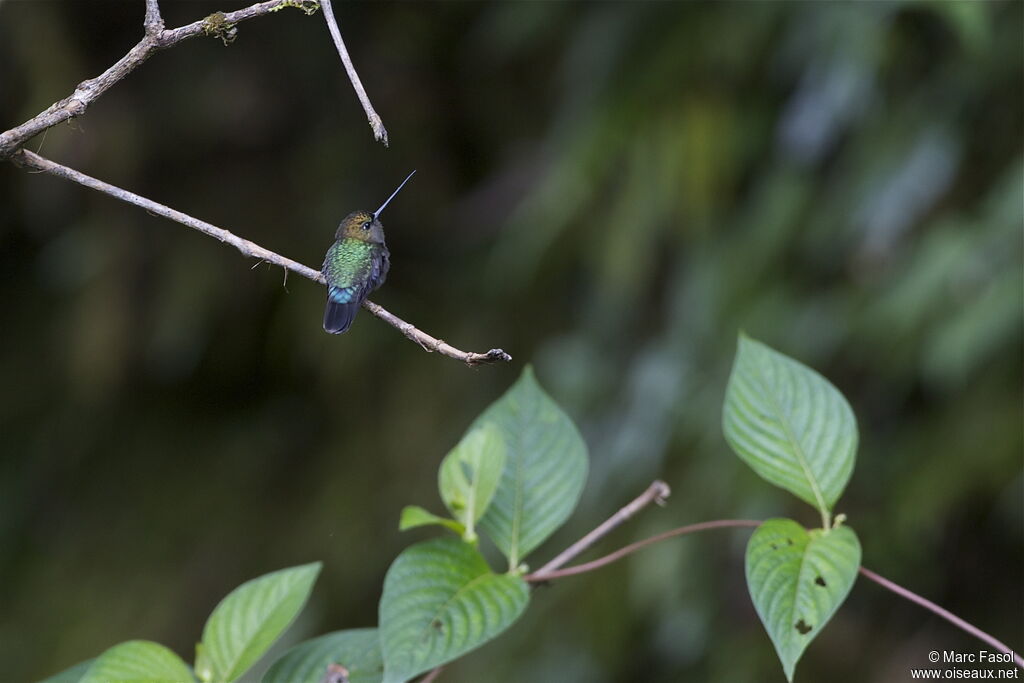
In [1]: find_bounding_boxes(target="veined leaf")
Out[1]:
[80,641,192,683]
[262,629,382,683]
[745,519,861,682]
[379,538,529,683]
[439,422,506,540]
[724,335,857,518]
[475,367,588,567]
[198,562,321,682]
[398,505,465,536]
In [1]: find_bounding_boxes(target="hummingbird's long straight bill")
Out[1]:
[374,170,417,218]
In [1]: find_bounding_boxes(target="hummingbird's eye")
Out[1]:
[361,221,371,231]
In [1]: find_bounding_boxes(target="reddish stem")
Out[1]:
[526,518,1023,670]
[859,566,1024,669]
[525,519,760,581]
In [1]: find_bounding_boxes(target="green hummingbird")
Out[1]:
[322,171,415,334]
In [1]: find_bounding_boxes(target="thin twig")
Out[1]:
[419,667,444,683]
[525,519,760,582]
[858,567,1024,669]
[530,480,671,578]
[12,149,510,366]
[0,0,311,160]
[320,0,388,146]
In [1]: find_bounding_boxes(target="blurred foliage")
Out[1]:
[0,1,1020,681]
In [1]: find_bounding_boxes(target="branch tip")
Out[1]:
[651,480,671,505]
[320,0,389,146]
[527,480,676,580]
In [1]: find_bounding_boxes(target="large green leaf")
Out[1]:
[80,641,192,683]
[438,422,506,541]
[723,335,857,518]
[197,562,321,683]
[36,660,93,683]
[262,629,383,683]
[475,366,588,567]
[745,519,861,682]
[379,538,529,683]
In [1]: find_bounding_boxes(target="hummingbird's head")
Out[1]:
[333,171,416,243]
[335,210,385,243]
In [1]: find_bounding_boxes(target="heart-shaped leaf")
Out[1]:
[80,641,192,683]
[262,629,382,683]
[745,518,861,681]
[398,505,465,536]
[36,659,93,683]
[724,335,857,519]
[379,538,529,683]
[475,366,588,567]
[439,422,506,541]
[197,562,321,683]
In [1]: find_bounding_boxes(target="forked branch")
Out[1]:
[2,1,508,366]
[0,1,328,160]
[525,481,1023,670]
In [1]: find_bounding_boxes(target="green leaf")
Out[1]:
[745,519,861,682]
[198,562,321,683]
[723,335,857,520]
[475,366,588,567]
[438,422,506,540]
[398,505,465,536]
[36,660,94,683]
[80,641,193,683]
[379,538,529,683]
[262,629,382,683]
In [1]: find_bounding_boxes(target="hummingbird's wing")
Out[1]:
[322,241,389,334]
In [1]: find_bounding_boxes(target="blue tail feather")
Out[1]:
[323,286,360,334]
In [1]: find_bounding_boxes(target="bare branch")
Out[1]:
[320,0,389,146]
[13,149,510,366]
[160,1,315,44]
[0,1,325,159]
[530,480,671,578]
[144,0,164,37]
[1,36,154,159]
[362,301,511,365]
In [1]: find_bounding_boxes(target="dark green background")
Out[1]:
[1,1,1021,681]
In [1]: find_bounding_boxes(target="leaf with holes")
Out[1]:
[379,538,529,683]
[723,335,857,517]
[439,422,506,541]
[262,629,382,683]
[745,518,861,682]
[474,366,588,568]
[80,641,192,683]
[197,562,321,683]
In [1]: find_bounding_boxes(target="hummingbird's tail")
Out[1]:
[323,288,360,334]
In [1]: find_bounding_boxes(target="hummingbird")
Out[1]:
[322,171,415,334]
